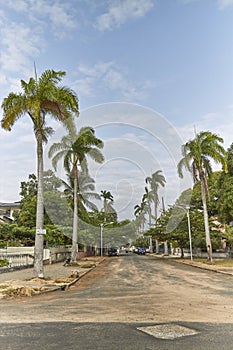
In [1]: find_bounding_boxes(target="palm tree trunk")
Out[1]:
[201,179,213,262]
[104,198,107,221]
[148,205,152,226]
[34,135,44,278]
[71,165,78,262]
[155,239,159,254]
[154,191,158,224]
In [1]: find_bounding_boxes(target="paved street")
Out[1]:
[1,254,233,349]
[0,321,233,350]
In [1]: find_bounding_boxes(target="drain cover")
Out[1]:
[137,324,199,340]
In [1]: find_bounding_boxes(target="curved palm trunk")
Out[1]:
[201,179,213,262]
[34,134,44,278]
[71,166,78,262]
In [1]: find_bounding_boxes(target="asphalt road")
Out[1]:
[1,254,233,349]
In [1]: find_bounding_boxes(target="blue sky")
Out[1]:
[1,0,233,220]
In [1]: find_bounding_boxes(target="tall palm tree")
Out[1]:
[49,125,104,261]
[142,186,153,226]
[134,202,146,233]
[100,190,115,221]
[1,69,79,277]
[177,131,227,262]
[146,170,166,223]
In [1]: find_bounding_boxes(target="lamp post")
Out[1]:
[177,205,193,261]
[100,222,114,257]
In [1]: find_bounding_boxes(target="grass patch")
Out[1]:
[211,259,233,267]
[79,263,96,269]
[193,258,233,267]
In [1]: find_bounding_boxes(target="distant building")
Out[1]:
[0,202,20,223]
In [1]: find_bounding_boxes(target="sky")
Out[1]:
[1,0,233,222]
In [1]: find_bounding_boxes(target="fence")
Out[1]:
[0,253,34,273]
[0,245,97,272]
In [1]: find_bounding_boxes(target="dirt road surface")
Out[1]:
[0,254,233,324]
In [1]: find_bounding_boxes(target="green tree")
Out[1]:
[16,172,70,246]
[17,174,38,228]
[217,143,233,224]
[0,223,15,248]
[145,170,166,223]
[177,131,227,261]
[1,69,79,277]
[49,125,104,261]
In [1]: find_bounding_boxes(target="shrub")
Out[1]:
[0,259,9,267]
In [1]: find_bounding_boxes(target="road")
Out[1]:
[1,254,233,349]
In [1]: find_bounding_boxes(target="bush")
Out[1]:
[0,259,9,267]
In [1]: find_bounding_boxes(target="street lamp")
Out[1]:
[177,205,193,261]
[100,222,114,257]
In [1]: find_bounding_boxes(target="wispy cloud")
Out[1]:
[95,0,154,31]
[0,0,77,79]
[74,61,155,103]
[0,0,76,34]
[0,22,41,73]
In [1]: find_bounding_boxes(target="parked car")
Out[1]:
[138,247,146,255]
[108,247,119,256]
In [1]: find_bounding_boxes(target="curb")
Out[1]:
[38,257,107,294]
[174,259,233,276]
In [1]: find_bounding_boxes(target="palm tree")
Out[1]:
[177,131,227,262]
[142,186,153,226]
[134,202,146,233]
[146,170,166,223]
[1,69,79,277]
[63,171,101,217]
[100,190,115,221]
[49,125,104,261]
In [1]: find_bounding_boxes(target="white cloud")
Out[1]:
[74,61,154,103]
[95,0,154,31]
[30,1,77,35]
[0,0,76,32]
[0,22,41,73]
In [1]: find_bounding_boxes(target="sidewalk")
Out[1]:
[151,253,233,276]
[0,257,104,298]
[176,258,233,276]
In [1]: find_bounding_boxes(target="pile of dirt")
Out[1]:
[0,269,80,298]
